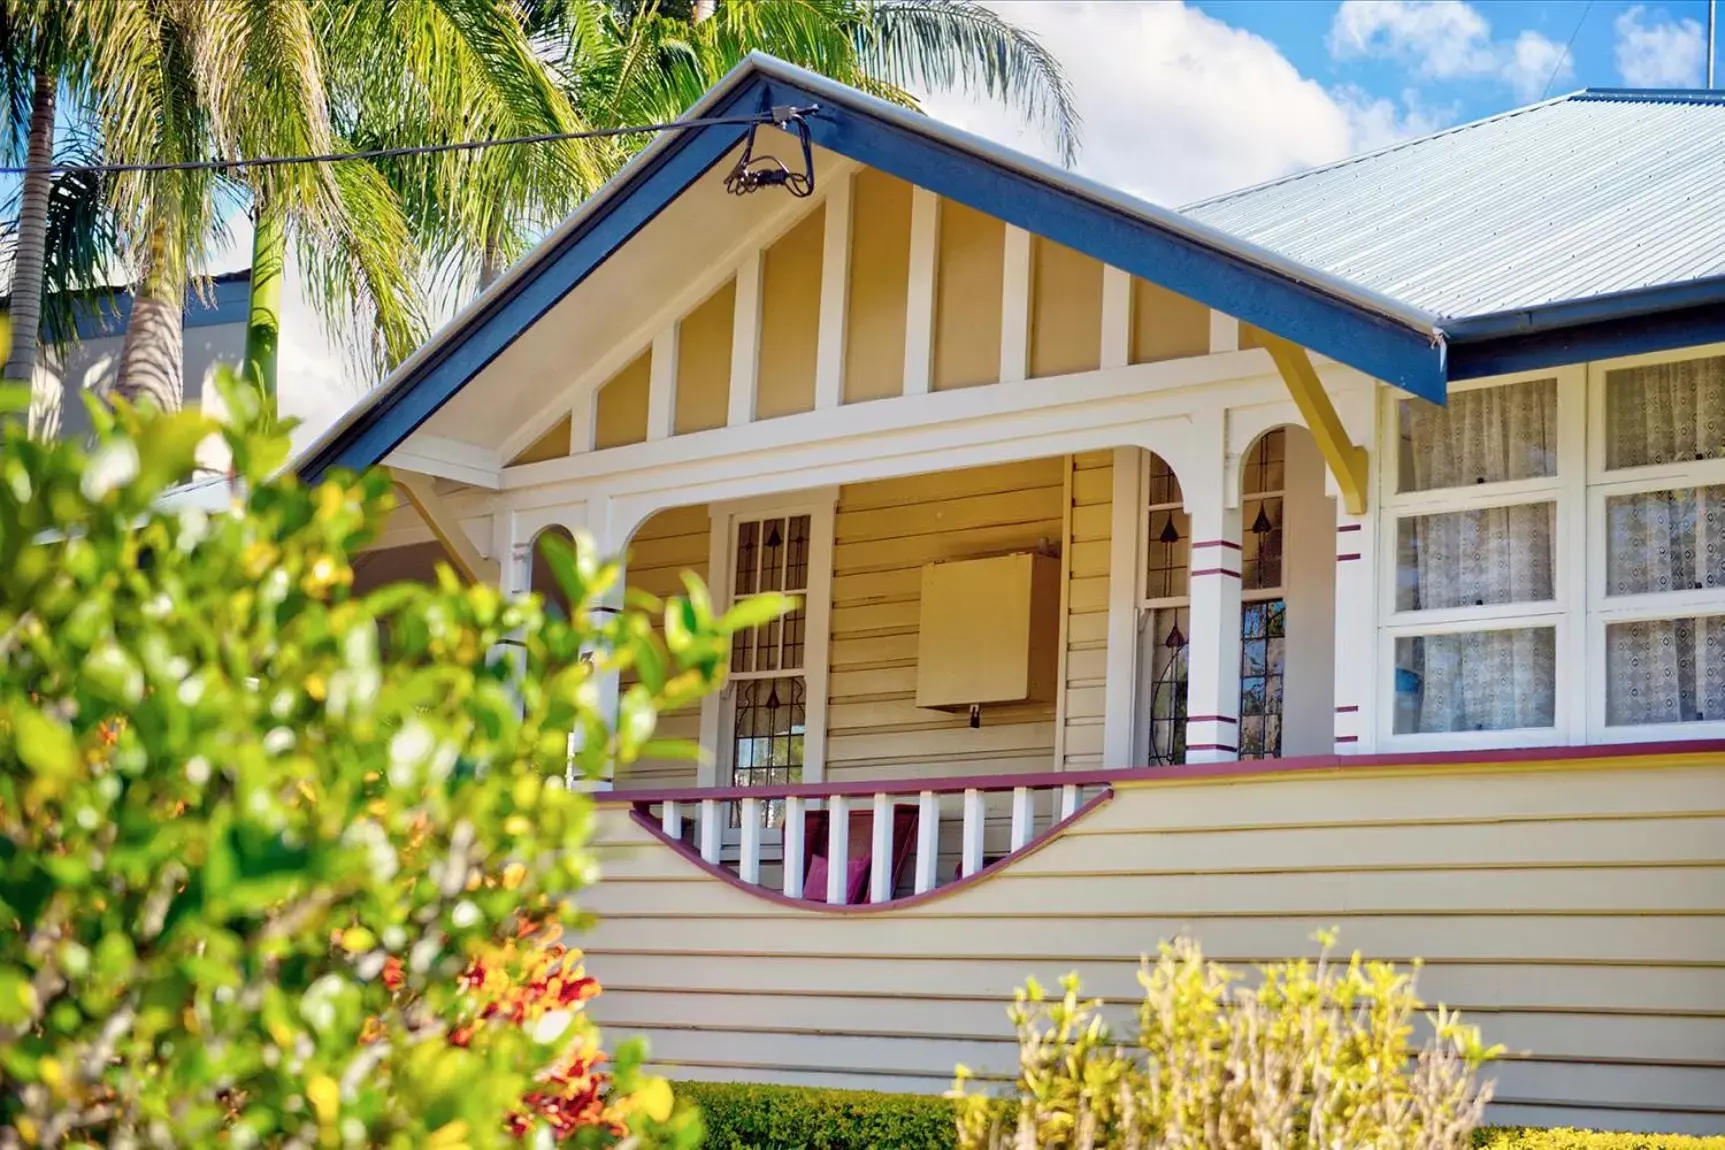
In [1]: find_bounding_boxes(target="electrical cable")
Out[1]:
[1539,0,1593,101]
[0,105,820,178]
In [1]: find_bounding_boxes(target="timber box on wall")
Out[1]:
[914,552,1060,714]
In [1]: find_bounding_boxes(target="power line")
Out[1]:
[1539,0,1593,101]
[0,106,819,178]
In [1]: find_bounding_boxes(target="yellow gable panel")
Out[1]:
[1131,277,1210,365]
[506,414,572,466]
[933,199,1004,392]
[844,168,912,405]
[1030,236,1103,379]
[757,204,824,420]
[675,281,734,435]
[594,349,651,449]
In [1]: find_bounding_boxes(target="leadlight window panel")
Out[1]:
[1145,454,1189,600]
[1241,431,1285,592]
[1144,606,1189,765]
[1604,486,1725,596]
[1604,355,1725,470]
[730,675,805,826]
[1394,503,1557,611]
[1397,378,1558,492]
[730,514,812,673]
[1606,615,1725,726]
[1392,627,1557,734]
[1239,599,1285,759]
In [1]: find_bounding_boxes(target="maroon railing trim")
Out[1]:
[1187,714,1237,724]
[1336,553,1362,562]
[622,788,1114,915]
[1335,704,1360,713]
[596,738,1725,806]
[1191,567,1242,579]
[1191,539,1243,551]
[1337,523,1362,533]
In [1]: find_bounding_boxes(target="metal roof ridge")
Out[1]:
[1571,87,1725,104]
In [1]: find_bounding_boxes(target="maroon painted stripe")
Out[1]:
[1184,743,1238,752]
[1337,523,1362,533]
[1336,553,1362,562]
[1191,539,1243,551]
[1335,735,1360,744]
[1186,714,1238,724]
[597,738,1725,807]
[622,789,1114,915]
[1335,705,1360,714]
[1191,567,1243,579]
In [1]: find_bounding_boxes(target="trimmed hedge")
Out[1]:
[674,1080,1725,1150]
[675,1081,955,1149]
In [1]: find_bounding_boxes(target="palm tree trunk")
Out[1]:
[479,232,504,291]
[692,0,716,22]
[112,219,185,413]
[243,194,286,408]
[4,71,57,407]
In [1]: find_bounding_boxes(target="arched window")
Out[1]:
[1240,429,1286,759]
[1139,452,1189,764]
[529,525,577,621]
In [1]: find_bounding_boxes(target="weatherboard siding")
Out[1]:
[583,757,1725,1135]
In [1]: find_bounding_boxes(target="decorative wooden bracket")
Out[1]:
[388,468,500,585]
[1259,334,1369,515]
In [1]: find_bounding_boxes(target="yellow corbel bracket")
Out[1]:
[389,468,501,586]
[1259,335,1369,516]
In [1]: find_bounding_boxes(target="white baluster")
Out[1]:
[739,797,762,885]
[960,788,985,878]
[1060,784,1079,821]
[1009,786,1034,852]
[698,798,722,864]
[870,793,894,904]
[914,791,939,895]
[826,795,850,905]
[661,799,683,839]
[783,796,806,898]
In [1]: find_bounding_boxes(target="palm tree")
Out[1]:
[76,0,222,413]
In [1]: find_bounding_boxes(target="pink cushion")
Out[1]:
[803,855,870,903]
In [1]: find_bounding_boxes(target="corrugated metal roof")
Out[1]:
[1184,90,1725,324]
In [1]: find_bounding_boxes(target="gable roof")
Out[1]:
[296,60,1725,484]
[1186,89,1725,379]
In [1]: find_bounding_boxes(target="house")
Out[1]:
[296,60,1725,1134]
[16,269,251,441]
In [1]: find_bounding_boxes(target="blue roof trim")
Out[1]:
[765,76,1446,402]
[1448,300,1725,381]
[298,83,767,482]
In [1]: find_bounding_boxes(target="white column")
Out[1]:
[1102,447,1142,768]
[869,793,894,903]
[738,797,762,884]
[1100,266,1132,369]
[814,172,853,410]
[959,788,985,877]
[1332,500,1372,752]
[782,796,806,898]
[728,250,763,426]
[698,798,722,864]
[1184,418,1242,763]
[646,322,678,441]
[913,790,939,894]
[999,226,1033,385]
[1009,786,1034,851]
[1209,311,1240,354]
[902,187,940,396]
[586,500,625,787]
[825,795,850,905]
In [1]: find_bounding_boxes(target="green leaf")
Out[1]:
[720,592,795,633]
[13,708,80,778]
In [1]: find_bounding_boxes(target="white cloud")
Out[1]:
[1614,5,1707,88]
[918,1,1441,208]
[1328,0,1572,100]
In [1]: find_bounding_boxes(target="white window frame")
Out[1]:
[1135,451,1191,765]
[697,487,839,789]
[1373,365,1586,750]
[1584,344,1725,744]
[1239,430,1288,760]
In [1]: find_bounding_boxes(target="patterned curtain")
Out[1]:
[1605,356,1725,469]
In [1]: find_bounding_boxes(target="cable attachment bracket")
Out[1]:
[725,104,819,198]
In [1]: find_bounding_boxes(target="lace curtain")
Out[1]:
[1397,381,1559,732]
[1607,616,1725,725]
[1605,356,1725,469]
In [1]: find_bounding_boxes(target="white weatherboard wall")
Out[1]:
[584,757,1725,1135]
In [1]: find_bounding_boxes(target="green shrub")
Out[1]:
[677,1080,957,1149]
[0,373,780,1145]
[1474,1131,1725,1150]
[954,935,1502,1149]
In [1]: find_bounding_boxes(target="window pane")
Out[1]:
[1607,615,1725,725]
[1605,355,1725,470]
[1242,495,1283,591]
[1398,378,1557,492]
[1144,509,1190,599]
[1141,607,1188,765]
[1395,503,1556,611]
[1393,628,1556,734]
[1243,429,1285,497]
[1239,599,1285,759]
[732,676,806,827]
[1605,486,1725,596]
